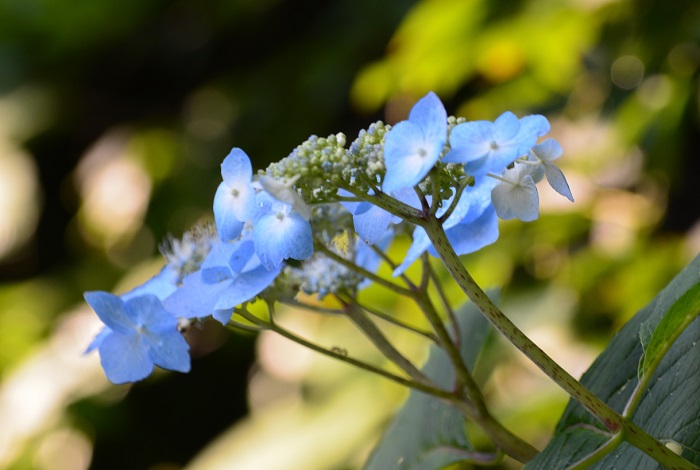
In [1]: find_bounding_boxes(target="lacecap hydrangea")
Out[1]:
[84,91,572,384]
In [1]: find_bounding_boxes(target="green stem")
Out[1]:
[313,238,414,297]
[336,296,433,387]
[566,434,623,469]
[422,218,699,469]
[353,297,438,342]
[425,254,461,346]
[409,280,539,462]
[233,307,453,399]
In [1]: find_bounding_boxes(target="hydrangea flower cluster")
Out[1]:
[85,92,572,384]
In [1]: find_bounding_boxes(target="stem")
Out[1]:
[566,434,623,469]
[336,295,433,387]
[425,254,461,346]
[422,217,699,469]
[438,176,473,224]
[353,297,438,342]
[409,280,539,462]
[233,307,453,399]
[313,238,415,297]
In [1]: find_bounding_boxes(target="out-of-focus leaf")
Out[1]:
[363,298,493,469]
[526,254,700,469]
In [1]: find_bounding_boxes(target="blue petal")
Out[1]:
[518,114,550,140]
[99,332,153,384]
[121,266,179,302]
[254,206,313,270]
[393,226,432,276]
[228,239,257,273]
[124,295,178,330]
[84,292,133,334]
[200,241,237,282]
[221,148,253,186]
[532,139,562,162]
[213,264,281,313]
[544,162,574,202]
[86,327,111,353]
[144,329,190,373]
[214,182,245,242]
[382,93,447,193]
[491,174,539,221]
[409,91,447,151]
[440,206,499,256]
[353,203,393,245]
[492,112,520,142]
[443,121,493,165]
[382,121,433,192]
[162,271,230,319]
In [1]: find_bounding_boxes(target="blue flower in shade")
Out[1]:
[339,188,420,246]
[214,148,258,242]
[393,177,499,276]
[84,291,190,384]
[491,164,540,222]
[164,238,281,324]
[531,139,574,202]
[444,112,550,176]
[253,192,313,270]
[382,92,447,193]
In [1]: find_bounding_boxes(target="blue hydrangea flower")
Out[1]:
[120,265,179,301]
[339,188,419,245]
[84,291,190,384]
[393,177,499,275]
[253,191,313,270]
[214,148,258,242]
[382,92,447,193]
[163,238,281,324]
[444,112,549,176]
[491,164,540,222]
[531,139,574,202]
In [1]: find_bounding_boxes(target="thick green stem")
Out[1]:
[422,217,698,469]
[410,280,538,462]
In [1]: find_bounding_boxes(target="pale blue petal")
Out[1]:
[493,112,520,141]
[212,309,234,324]
[383,121,433,192]
[221,148,253,186]
[518,114,550,139]
[491,175,539,221]
[254,208,313,270]
[338,188,362,214]
[84,292,133,334]
[393,227,432,276]
[228,239,257,273]
[85,327,111,353]
[409,92,447,150]
[213,264,281,313]
[544,162,574,202]
[144,330,190,373]
[124,295,178,330]
[162,272,229,319]
[443,121,492,164]
[214,183,245,242]
[532,139,563,162]
[440,206,499,256]
[353,204,393,245]
[99,332,153,384]
[121,266,178,302]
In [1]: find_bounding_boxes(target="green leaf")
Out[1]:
[640,281,700,379]
[363,299,493,470]
[526,254,700,469]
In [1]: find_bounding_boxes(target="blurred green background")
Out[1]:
[0,0,698,469]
